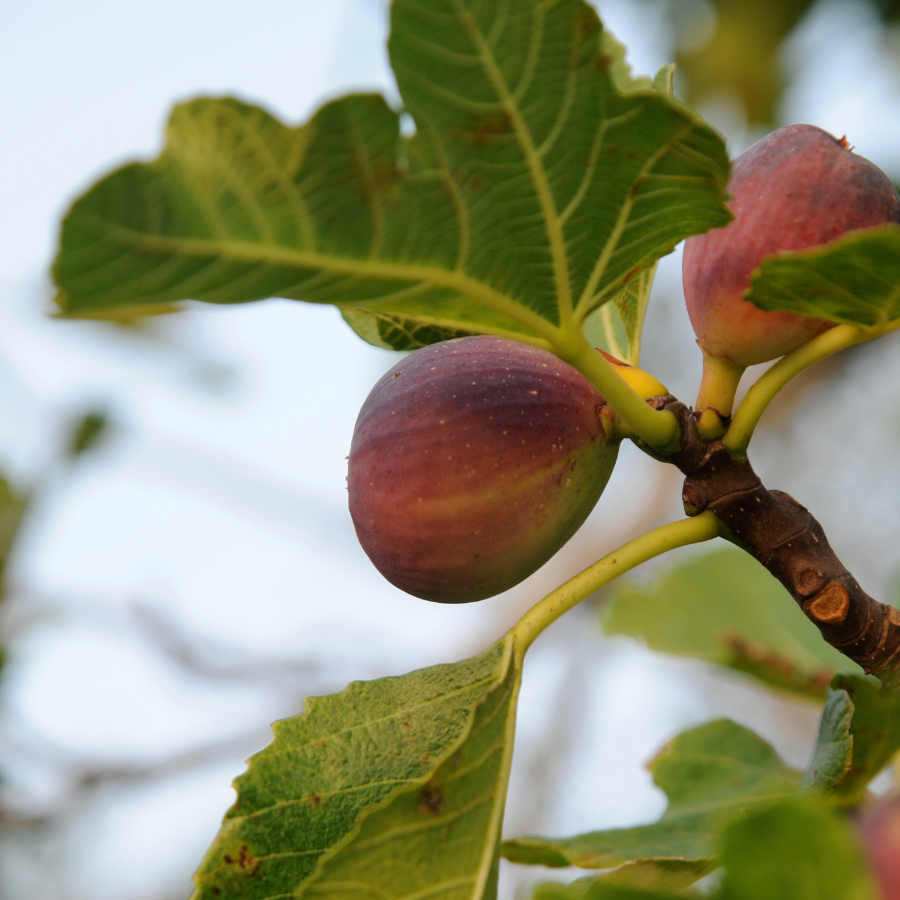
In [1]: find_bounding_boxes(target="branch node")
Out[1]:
[803,582,851,625]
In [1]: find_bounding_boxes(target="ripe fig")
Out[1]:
[683,124,900,368]
[348,336,618,603]
[859,791,900,899]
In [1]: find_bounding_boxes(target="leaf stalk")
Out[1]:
[512,512,722,655]
[723,324,873,460]
[560,333,680,448]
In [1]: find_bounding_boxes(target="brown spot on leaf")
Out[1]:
[468,112,512,147]
[224,845,260,873]
[577,9,598,36]
[419,784,445,816]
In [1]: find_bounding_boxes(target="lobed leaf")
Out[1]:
[746,224,900,329]
[192,638,522,900]
[502,720,798,891]
[602,548,861,699]
[53,0,730,357]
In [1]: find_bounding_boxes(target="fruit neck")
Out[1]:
[559,334,680,449]
[695,352,745,417]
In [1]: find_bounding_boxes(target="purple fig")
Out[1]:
[347,336,618,603]
[684,124,900,367]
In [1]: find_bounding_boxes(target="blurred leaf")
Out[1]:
[53,301,183,323]
[801,686,853,793]
[716,798,878,900]
[602,548,860,699]
[746,225,900,328]
[829,673,900,805]
[53,0,730,357]
[534,881,682,900]
[503,720,798,891]
[672,0,814,128]
[192,637,522,900]
[67,410,109,458]
[0,475,28,588]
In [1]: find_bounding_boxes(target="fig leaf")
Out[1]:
[827,673,900,805]
[52,0,730,357]
[716,798,878,900]
[501,720,799,891]
[602,548,861,699]
[191,638,522,900]
[746,224,900,328]
[801,686,854,793]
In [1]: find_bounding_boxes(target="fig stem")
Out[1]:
[560,334,681,448]
[511,512,722,655]
[695,352,745,418]
[723,324,873,459]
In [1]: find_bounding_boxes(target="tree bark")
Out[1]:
[645,397,900,692]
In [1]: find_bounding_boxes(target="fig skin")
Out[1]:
[348,336,618,603]
[683,124,900,367]
[860,791,900,899]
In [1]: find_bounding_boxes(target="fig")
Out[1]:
[683,124,900,367]
[347,336,618,603]
[860,791,900,899]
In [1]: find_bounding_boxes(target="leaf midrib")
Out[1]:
[73,217,561,344]
[455,0,575,326]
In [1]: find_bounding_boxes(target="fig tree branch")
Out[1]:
[645,397,900,691]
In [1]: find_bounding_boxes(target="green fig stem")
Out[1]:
[723,324,873,460]
[559,332,680,449]
[695,351,745,418]
[511,512,723,655]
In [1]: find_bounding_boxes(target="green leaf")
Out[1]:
[53,0,730,356]
[746,224,900,328]
[801,686,854,793]
[502,720,798,891]
[534,881,682,900]
[583,29,670,363]
[829,673,900,805]
[582,264,655,364]
[191,638,522,900]
[716,798,878,900]
[602,548,861,699]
